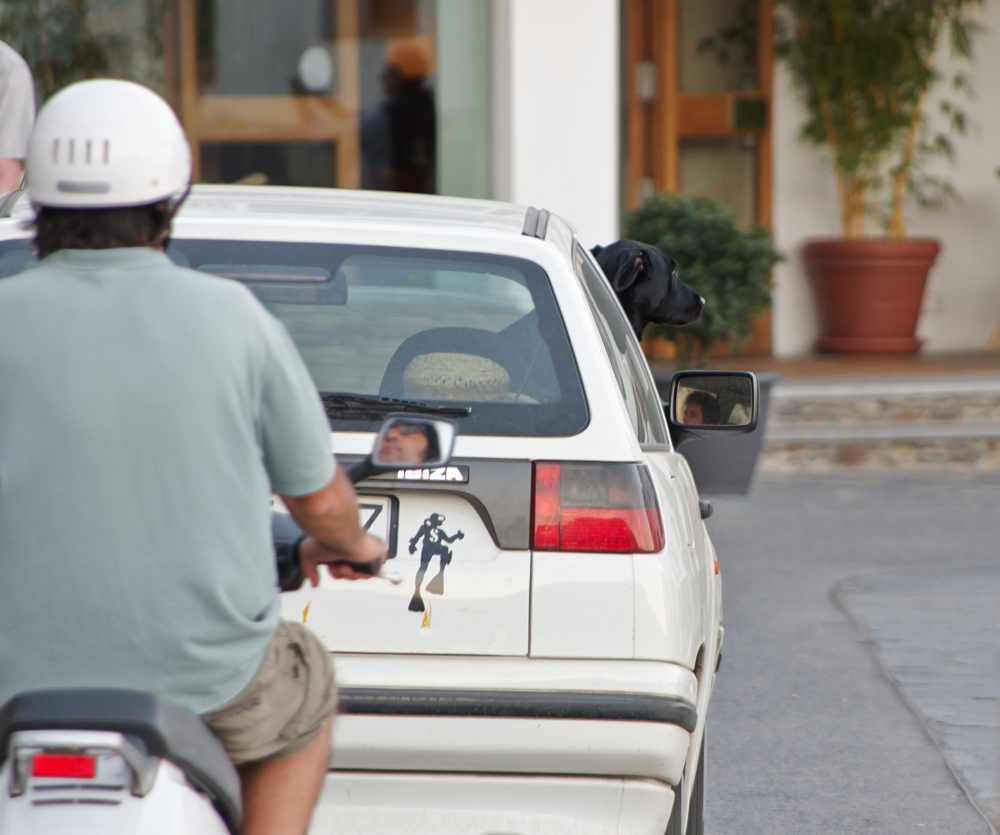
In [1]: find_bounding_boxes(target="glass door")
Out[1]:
[0,0,490,196]
[179,0,438,190]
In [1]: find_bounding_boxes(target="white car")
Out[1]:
[0,186,758,835]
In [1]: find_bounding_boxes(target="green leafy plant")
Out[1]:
[624,194,782,364]
[0,0,106,102]
[776,0,983,239]
[0,0,168,104]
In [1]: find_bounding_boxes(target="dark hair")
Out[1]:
[33,203,172,259]
[420,425,441,464]
[685,391,721,425]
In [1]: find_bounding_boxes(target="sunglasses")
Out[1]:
[393,424,425,435]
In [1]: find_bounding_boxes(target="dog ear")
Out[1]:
[611,251,647,292]
[590,244,604,258]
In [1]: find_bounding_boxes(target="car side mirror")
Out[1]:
[665,370,759,447]
[346,414,458,483]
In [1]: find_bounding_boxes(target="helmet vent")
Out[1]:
[68,139,74,164]
[51,139,59,162]
[103,140,110,164]
[57,181,111,194]
[85,140,92,164]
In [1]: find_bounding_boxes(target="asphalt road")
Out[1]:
[702,471,999,835]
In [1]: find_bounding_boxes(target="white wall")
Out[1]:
[771,4,1000,356]
[493,0,620,248]
[437,0,493,199]
[770,61,837,356]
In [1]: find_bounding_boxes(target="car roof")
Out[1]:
[178,185,552,236]
[2,186,580,261]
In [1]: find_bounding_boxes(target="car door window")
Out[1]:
[572,242,670,445]
[573,245,642,438]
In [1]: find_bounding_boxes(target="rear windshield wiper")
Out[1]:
[321,392,471,420]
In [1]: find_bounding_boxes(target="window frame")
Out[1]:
[572,241,670,446]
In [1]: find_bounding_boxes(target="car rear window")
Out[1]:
[0,239,588,436]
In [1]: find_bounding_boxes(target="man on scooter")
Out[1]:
[0,79,384,835]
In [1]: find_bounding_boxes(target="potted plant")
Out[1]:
[625,193,783,494]
[777,0,982,353]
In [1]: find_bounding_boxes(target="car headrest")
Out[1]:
[402,352,511,402]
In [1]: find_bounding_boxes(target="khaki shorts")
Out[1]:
[201,620,337,766]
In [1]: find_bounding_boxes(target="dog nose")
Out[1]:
[699,296,706,307]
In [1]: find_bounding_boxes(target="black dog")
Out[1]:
[590,241,704,339]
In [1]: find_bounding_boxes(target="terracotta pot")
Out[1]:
[804,238,940,354]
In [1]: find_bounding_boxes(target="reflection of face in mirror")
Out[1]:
[682,391,721,425]
[683,401,703,425]
[676,376,754,427]
[377,421,436,465]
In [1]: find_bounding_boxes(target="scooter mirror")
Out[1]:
[371,415,457,468]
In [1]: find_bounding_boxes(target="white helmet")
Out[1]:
[26,79,191,209]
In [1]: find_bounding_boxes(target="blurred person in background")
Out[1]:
[361,39,436,193]
[0,39,34,193]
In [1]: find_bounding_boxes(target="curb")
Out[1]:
[766,423,1000,443]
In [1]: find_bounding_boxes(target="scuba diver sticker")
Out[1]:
[407,513,464,612]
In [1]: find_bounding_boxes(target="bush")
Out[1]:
[623,194,782,363]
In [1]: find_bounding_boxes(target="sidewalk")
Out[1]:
[697,350,1000,378]
[836,570,1000,832]
[650,352,1000,470]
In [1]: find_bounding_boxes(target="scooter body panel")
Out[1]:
[0,756,229,835]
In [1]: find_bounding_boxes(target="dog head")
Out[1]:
[590,241,704,339]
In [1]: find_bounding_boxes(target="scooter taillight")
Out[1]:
[31,753,96,778]
[531,462,665,553]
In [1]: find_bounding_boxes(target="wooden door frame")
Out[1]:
[625,0,772,219]
[625,0,774,355]
[625,0,677,205]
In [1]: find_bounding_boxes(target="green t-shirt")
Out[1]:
[0,248,335,713]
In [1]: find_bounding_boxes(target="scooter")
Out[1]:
[0,414,457,835]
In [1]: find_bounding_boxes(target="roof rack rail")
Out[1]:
[0,188,26,219]
[521,206,550,240]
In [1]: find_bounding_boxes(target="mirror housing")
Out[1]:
[665,370,759,448]
[345,414,458,483]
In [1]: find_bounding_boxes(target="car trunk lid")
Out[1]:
[278,459,531,656]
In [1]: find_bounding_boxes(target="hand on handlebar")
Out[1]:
[298,534,387,586]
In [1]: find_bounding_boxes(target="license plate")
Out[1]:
[357,495,399,558]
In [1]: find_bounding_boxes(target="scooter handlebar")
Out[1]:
[328,556,382,576]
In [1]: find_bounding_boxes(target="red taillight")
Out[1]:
[531,462,665,553]
[31,753,97,779]
[532,462,563,549]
